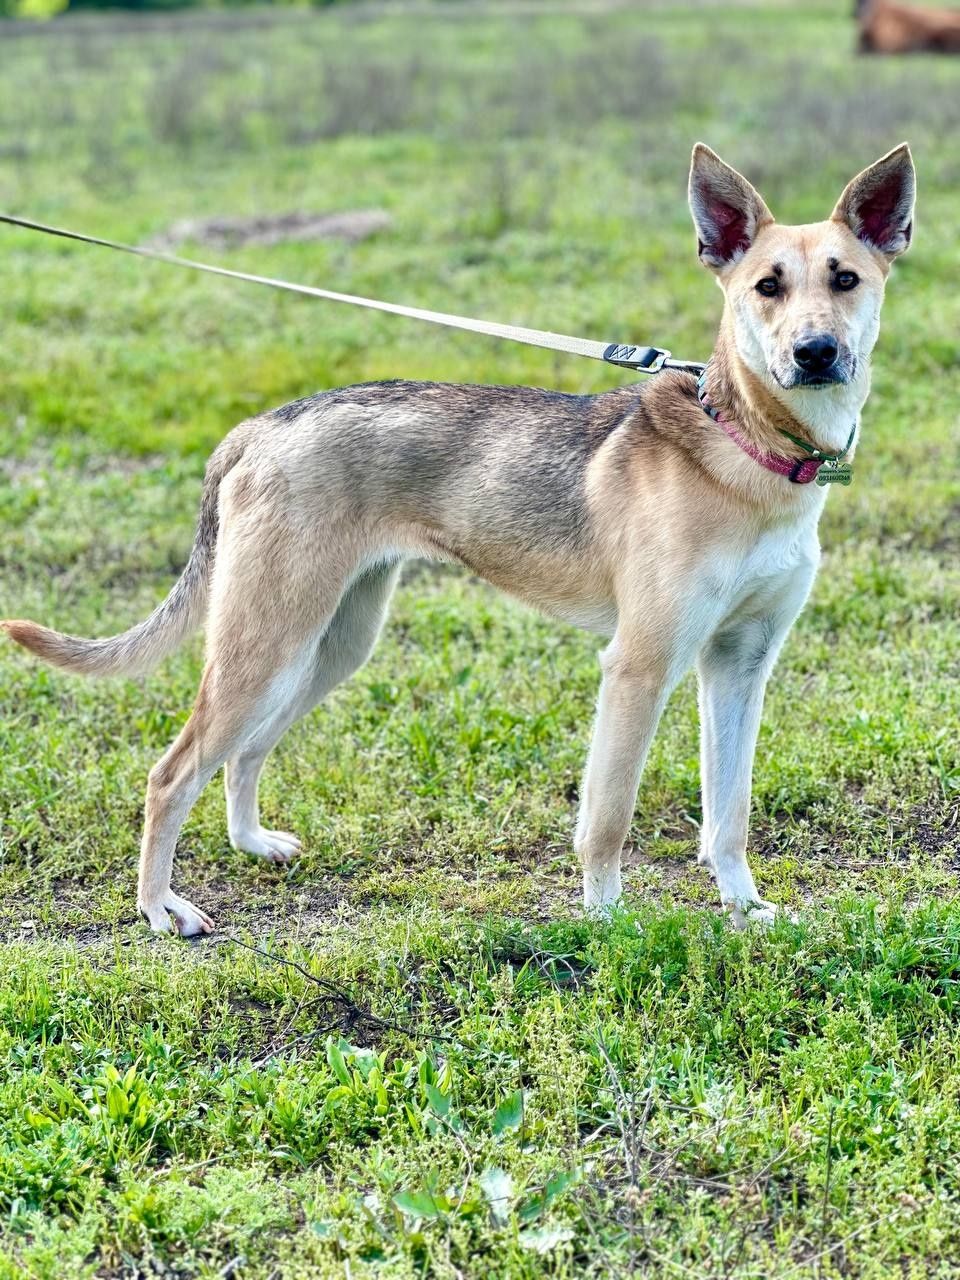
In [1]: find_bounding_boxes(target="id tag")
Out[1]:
[816,463,852,487]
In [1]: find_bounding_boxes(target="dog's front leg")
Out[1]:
[697,576,814,927]
[575,636,674,914]
[697,625,776,926]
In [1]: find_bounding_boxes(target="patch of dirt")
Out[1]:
[9,796,957,955]
[1,859,355,950]
[146,209,393,252]
[9,833,584,953]
[621,841,714,913]
[905,801,960,860]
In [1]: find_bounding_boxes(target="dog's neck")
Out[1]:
[706,315,868,462]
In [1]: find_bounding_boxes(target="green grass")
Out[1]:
[1,2,959,1275]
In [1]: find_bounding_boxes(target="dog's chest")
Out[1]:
[709,519,820,623]
[543,520,818,640]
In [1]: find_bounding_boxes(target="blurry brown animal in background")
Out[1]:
[856,0,960,52]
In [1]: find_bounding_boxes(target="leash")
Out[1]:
[0,211,707,378]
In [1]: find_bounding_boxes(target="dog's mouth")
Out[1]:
[772,358,856,391]
[792,367,848,388]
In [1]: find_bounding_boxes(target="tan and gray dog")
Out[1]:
[3,143,916,936]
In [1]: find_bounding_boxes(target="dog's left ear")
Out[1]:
[688,144,774,272]
[831,143,916,259]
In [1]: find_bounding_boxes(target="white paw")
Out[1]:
[230,827,302,864]
[725,899,780,931]
[583,870,623,918]
[140,893,215,937]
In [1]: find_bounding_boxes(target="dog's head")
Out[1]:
[688,143,915,398]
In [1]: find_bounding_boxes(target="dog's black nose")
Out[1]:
[793,334,839,375]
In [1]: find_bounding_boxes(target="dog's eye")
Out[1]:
[835,270,859,291]
[755,277,780,297]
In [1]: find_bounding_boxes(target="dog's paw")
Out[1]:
[140,894,215,937]
[725,899,780,931]
[230,827,302,864]
[582,876,623,920]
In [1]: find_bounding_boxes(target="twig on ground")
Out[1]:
[218,935,458,1057]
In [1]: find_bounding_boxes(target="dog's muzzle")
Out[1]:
[788,333,853,387]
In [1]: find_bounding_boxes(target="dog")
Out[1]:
[2,143,916,936]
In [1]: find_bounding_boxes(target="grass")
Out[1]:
[0,1,959,1275]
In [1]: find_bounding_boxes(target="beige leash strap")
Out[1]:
[0,212,707,376]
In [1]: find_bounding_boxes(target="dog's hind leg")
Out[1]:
[138,629,340,934]
[224,560,401,860]
[136,480,361,935]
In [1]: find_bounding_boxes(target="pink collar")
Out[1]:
[697,376,824,484]
[696,373,860,491]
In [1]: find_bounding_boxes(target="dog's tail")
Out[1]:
[2,435,246,678]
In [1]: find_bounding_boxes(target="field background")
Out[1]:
[1,2,959,1276]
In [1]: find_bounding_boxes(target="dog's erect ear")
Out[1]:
[831,144,916,259]
[688,144,774,271]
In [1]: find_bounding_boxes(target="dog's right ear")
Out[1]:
[688,144,774,272]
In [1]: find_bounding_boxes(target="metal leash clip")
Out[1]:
[602,343,672,372]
